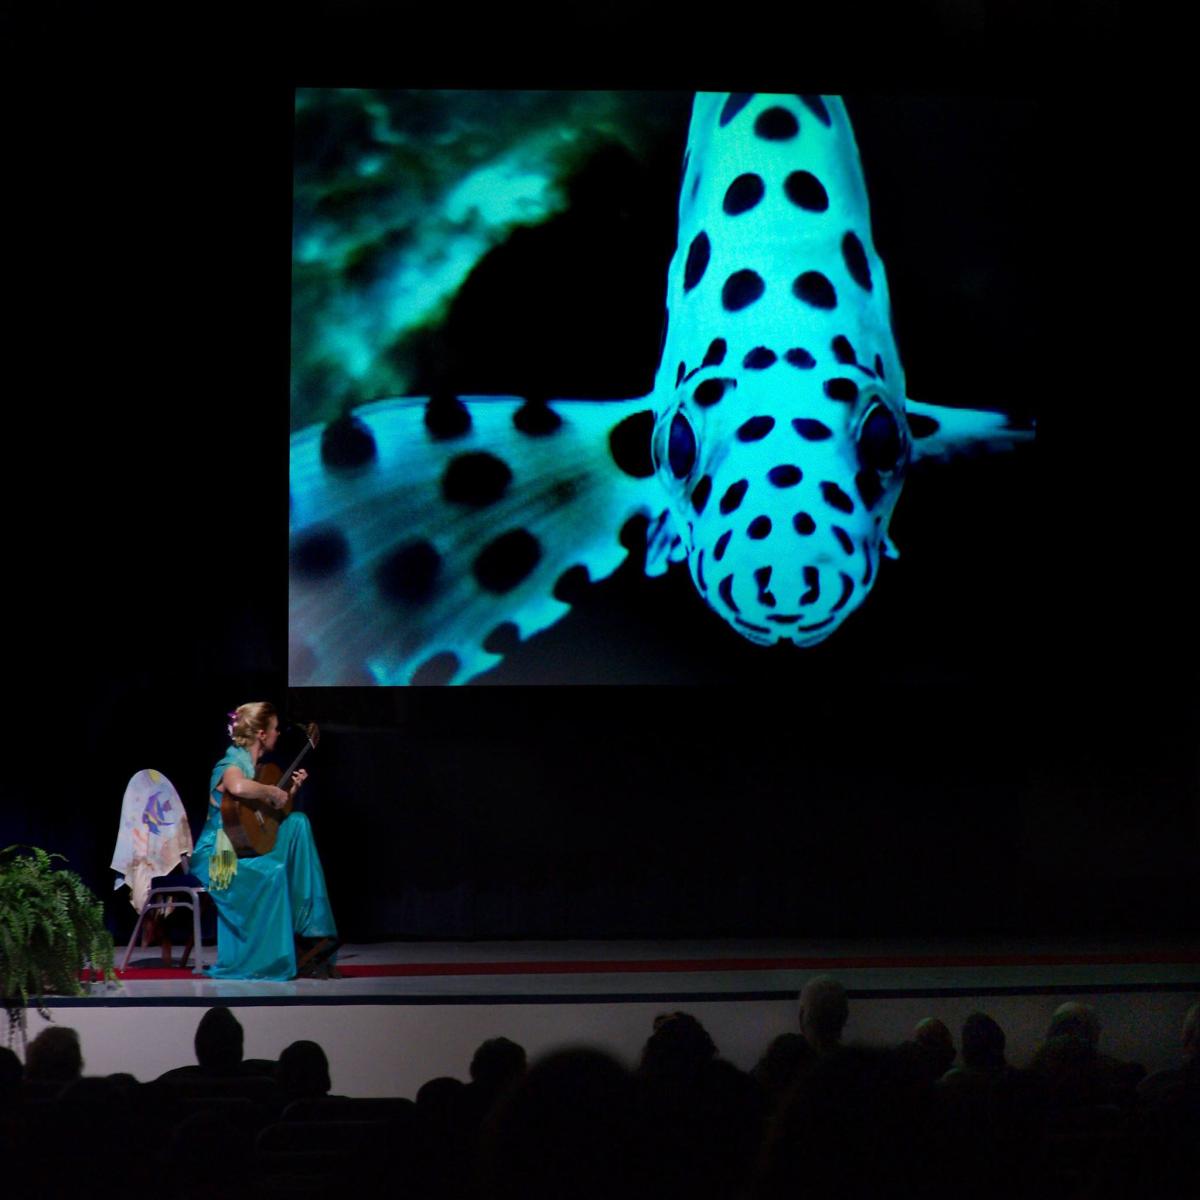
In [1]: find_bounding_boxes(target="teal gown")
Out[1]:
[190,744,337,980]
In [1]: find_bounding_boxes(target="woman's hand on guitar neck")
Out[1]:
[288,768,308,799]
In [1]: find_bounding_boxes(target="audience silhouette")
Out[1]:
[2,993,1196,1199]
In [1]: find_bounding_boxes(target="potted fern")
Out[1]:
[0,845,117,1044]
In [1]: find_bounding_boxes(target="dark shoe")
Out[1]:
[295,936,340,976]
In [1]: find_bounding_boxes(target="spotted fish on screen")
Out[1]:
[289,92,1034,685]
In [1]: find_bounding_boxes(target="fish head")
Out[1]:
[652,360,910,646]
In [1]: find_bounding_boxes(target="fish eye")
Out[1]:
[857,402,904,473]
[668,411,698,479]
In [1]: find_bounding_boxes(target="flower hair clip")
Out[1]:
[226,710,238,738]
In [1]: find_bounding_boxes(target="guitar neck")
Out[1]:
[277,737,315,791]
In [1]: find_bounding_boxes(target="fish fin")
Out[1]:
[906,399,1036,463]
[289,395,666,685]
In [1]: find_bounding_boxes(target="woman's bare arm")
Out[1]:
[219,766,289,808]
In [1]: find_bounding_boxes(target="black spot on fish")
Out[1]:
[720,93,753,126]
[797,95,831,126]
[377,540,441,606]
[609,410,655,478]
[694,378,729,407]
[441,452,512,506]
[768,464,803,487]
[291,527,349,580]
[800,566,820,605]
[412,652,459,686]
[785,348,816,369]
[754,566,776,607]
[722,269,765,311]
[794,512,816,535]
[821,482,855,514]
[832,335,856,364]
[321,414,376,468]
[794,271,837,309]
[832,526,854,555]
[737,416,775,442]
[714,529,732,561]
[483,622,520,656]
[718,574,739,612]
[831,572,855,612]
[744,347,777,370]
[514,400,562,436]
[473,529,541,594]
[424,393,471,441]
[691,474,713,514]
[747,516,772,539]
[553,564,590,603]
[755,106,799,140]
[723,173,765,215]
[720,480,749,514]
[908,413,941,439]
[842,231,873,291]
[824,377,859,403]
[702,338,727,367]
[855,469,885,511]
[793,418,832,441]
[784,171,828,212]
[620,513,650,553]
[684,232,711,292]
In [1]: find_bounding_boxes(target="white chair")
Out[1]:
[112,769,208,974]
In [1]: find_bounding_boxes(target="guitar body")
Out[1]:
[221,764,293,857]
[220,723,318,858]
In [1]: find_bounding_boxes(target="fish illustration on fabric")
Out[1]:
[141,788,177,836]
[289,92,1034,685]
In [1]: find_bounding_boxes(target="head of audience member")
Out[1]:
[1046,1001,1100,1048]
[416,1075,467,1134]
[194,1005,244,1074]
[797,976,848,1055]
[480,1047,649,1200]
[751,1032,817,1103]
[913,1017,956,1079]
[960,1012,1007,1072]
[639,1012,718,1082]
[1182,1002,1199,1068]
[24,1026,83,1083]
[277,1039,331,1098]
[470,1037,527,1097]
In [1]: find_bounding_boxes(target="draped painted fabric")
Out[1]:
[190,744,337,981]
[112,769,194,912]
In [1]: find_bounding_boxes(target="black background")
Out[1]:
[6,4,1195,944]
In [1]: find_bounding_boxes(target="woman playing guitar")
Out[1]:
[188,702,339,980]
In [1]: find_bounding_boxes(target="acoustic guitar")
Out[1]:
[220,723,320,857]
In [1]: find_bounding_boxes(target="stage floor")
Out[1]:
[102,936,1200,1003]
[23,937,1197,1097]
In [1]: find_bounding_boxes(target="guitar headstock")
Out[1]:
[305,722,320,750]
